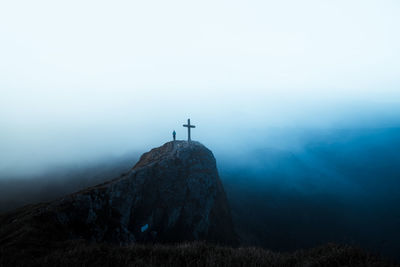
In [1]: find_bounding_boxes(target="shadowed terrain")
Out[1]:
[1,240,398,267]
[1,128,399,265]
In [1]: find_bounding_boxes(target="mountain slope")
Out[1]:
[0,141,238,249]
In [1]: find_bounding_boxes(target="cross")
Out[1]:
[183,118,196,141]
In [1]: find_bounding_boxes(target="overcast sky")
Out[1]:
[1,0,400,175]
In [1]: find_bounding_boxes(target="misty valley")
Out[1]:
[1,127,399,264]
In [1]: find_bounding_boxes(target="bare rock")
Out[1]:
[0,141,238,247]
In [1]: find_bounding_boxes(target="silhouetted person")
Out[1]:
[173,130,176,141]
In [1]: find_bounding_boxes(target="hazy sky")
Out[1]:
[1,0,400,175]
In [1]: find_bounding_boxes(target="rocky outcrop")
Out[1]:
[0,141,238,247]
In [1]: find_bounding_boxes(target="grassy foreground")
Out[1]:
[1,241,399,267]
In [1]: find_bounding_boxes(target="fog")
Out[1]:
[219,127,400,260]
[1,0,400,261]
[1,0,400,176]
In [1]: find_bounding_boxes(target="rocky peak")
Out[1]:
[133,141,210,168]
[0,141,238,247]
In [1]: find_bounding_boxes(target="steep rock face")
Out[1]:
[0,141,238,246]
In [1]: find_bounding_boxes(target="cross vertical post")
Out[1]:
[183,118,196,142]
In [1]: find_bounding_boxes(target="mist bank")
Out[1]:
[2,100,400,178]
[1,126,399,202]
[219,127,400,192]
[0,126,399,261]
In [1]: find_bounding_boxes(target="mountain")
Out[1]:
[0,141,238,249]
[1,138,399,266]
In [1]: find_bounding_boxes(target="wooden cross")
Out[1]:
[183,118,196,141]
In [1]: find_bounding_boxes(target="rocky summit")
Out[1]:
[0,141,238,248]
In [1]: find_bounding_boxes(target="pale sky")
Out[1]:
[1,0,400,175]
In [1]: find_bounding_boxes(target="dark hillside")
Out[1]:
[1,241,398,267]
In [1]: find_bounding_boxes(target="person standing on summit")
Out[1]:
[172,130,176,141]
